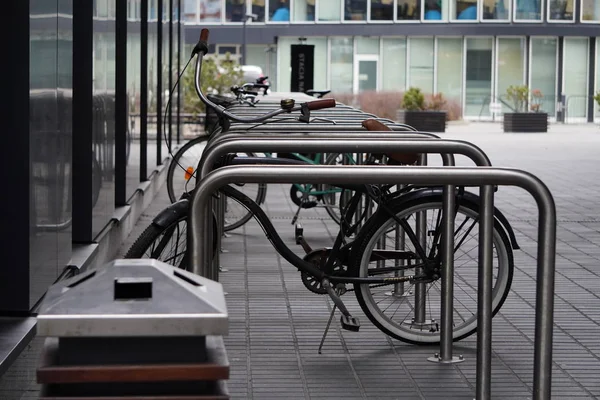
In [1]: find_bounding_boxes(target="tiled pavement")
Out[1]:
[2,122,600,399]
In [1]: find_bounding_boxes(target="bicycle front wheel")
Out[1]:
[350,194,513,345]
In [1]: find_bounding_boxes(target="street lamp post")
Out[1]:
[241,13,257,65]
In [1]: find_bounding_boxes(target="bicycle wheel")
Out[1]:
[350,194,513,345]
[166,135,209,203]
[125,216,188,269]
[124,209,219,268]
[167,136,267,231]
[322,152,373,225]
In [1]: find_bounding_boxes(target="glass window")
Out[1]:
[408,37,434,94]
[381,38,406,91]
[269,0,290,21]
[530,38,557,116]
[548,0,574,20]
[563,38,589,120]
[452,0,477,20]
[293,0,316,21]
[424,0,449,20]
[226,0,245,22]
[356,37,379,54]
[371,0,394,20]
[397,0,420,20]
[330,37,354,93]
[252,0,266,21]
[482,0,509,20]
[319,0,341,21]
[581,0,600,21]
[497,38,525,112]
[465,38,493,117]
[345,0,367,21]
[436,38,462,102]
[514,0,541,20]
[200,0,222,22]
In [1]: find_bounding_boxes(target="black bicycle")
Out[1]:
[126,29,519,345]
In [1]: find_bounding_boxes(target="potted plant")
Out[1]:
[397,87,447,132]
[503,85,548,133]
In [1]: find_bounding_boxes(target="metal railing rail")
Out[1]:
[188,164,555,400]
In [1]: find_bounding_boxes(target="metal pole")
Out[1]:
[429,184,463,364]
[533,186,556,400]
[476,184,494,399]
[242,18,247,65]
[414,154,427,325]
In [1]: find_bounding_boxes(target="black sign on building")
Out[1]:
[290,44,314,93]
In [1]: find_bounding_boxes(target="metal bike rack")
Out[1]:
[188,164,555,400]
[196,135,496,368]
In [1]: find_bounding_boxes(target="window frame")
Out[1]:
[449,0,479,23]
[394,0,422,23]
[580,0,600,23]
[512,0,544,23]
[546,0,576,23]
[479,0,511,22]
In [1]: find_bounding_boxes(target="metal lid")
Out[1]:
[36,259,228,337]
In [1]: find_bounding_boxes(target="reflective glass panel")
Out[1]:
[465,38,493,117]
[408,37,434,94]
[330,37,353,93]
[530,38,557,116]
[482,0,509,20]
[397,0,420,20]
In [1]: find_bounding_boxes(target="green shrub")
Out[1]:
[401,87,425,111]
[180,53,242,114]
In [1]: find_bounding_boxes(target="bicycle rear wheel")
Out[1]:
[167,136,266,231]
[350,194,513,344]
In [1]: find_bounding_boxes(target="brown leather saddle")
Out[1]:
[362,119,420,165]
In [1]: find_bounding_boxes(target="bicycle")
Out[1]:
[126,28,519,346]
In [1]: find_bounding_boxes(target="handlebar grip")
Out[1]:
[200,28,210,42]
[362,119,391,131]
[306,98,336,110]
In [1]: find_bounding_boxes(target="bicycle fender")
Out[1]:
[395,188,520,250]
[152,198,189,228]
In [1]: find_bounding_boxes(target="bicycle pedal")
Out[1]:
[340,315,360,332]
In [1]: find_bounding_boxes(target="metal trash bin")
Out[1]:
[36,259,229,399]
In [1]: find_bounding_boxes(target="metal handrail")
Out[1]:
[188,164,555,400]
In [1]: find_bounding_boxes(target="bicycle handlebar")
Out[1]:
[192,29,336,124]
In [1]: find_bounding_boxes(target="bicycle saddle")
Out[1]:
[305,89,331,98]
[362,119,420,165]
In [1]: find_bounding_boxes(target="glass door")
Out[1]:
[353,55,379,94]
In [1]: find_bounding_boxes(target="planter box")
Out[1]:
[397,110,447,132]
[503,112,548,133]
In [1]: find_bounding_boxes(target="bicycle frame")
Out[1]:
[220,182,436,286]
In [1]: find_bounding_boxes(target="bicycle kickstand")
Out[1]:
[318,304,337,354]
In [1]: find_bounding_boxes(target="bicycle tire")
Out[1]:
[166,136,267,231]
[350,193,513,345]
[124,210,219,268]
[125,216,189,269]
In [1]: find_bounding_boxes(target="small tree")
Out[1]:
[181,53,242,115]
[427,93,447,111]
[401,87,425,111]
[505,85,529,113]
